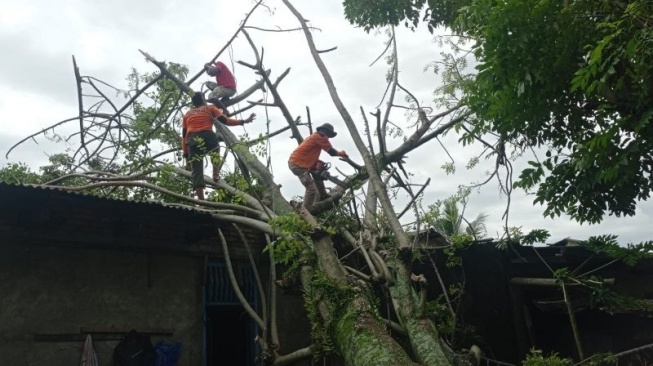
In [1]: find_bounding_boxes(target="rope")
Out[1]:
[216,44,276,211]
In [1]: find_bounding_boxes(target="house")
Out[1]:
[412,237,653,363]
[0,183,310,365]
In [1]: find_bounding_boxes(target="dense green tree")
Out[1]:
[344,0,653,224]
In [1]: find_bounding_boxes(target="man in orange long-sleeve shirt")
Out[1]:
[288,123,347,209]
[183,92,256,200]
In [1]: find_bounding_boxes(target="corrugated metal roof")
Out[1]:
[0,181,208,214]
[0,181,266,255]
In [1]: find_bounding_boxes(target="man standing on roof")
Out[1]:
[204,61,236,111]
[288,123,347,209]
[182,92,255,201]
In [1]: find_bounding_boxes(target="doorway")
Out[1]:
[203,260,258,366]
[206,305,252,365]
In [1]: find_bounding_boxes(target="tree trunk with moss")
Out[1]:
[151,43,461,365]
[25,5,480,364]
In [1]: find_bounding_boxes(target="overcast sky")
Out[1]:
[1,0,651,244]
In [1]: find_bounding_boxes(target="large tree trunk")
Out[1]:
[390,262,451,366]
[144,46,457,366]
[333,295,420,366]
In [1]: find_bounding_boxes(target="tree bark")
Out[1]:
[141,48,456,366]
[334,296,420,366]
[389,262,451,366]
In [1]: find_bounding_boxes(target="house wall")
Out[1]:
[0,244,204,365]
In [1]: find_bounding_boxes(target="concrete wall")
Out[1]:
[0,244,204,365]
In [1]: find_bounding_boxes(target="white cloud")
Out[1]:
[1,0,651,244]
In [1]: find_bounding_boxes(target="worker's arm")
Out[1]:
[181,116,188,154]
[204,63,219,77]
[211,106,256,126]
[327,148,348,157]
[317,137,347,158]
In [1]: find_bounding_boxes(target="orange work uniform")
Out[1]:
[182,105,241,152]
[288,133,333,169]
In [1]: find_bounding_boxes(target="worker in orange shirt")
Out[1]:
[182,92,256,201]
[288,123,347,209]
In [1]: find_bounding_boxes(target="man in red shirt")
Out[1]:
[183,92,255,200]
[204,61,237,110]
[288,123,347,209]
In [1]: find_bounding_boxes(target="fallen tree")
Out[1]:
[3,1,501,365]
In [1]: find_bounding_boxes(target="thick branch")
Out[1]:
[185,0,263,86]
[234,224,268,327]
[272,346,313,366]
[32,180,267,218]
[283,0,411,251]
[218,229,266,331]
[240,30,303,144]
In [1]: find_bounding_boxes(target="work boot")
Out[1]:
[212,165,220,182]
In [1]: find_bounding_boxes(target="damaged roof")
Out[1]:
[0,182,265,257]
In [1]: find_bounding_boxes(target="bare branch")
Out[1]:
[185,0,264,86]
[272,346,314,366]
[218,229,266,330]
[380,28,398,153]
[6,116,81,158]
[234,224,268,326]
[317,46,337,53]
[244,25,322,33]
[344,266,371,282]
[35,179,268,218]
[397,178,430,220]
[266,234,280,348]
[381,318,407,336]
[240,30,303,144]
[72,56,89,159]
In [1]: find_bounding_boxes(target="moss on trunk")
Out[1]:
[390,261,452,366]
[333,297,420,366]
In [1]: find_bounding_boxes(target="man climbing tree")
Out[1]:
[14,1,647,364]
[182,91,255,200]
[204,60,237,112]
[288,123,347,209]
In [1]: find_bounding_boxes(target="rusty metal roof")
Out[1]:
[0,182,207,213]
[0,182,265,256]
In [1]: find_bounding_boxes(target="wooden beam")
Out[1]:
[510,277,615,286]
[35,328,173,342]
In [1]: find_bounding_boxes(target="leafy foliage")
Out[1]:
[582,235,653,267]
[125,63,189,159]
[520,229,551,246]
[302,271,362,358]
[424,295,456,334]
[266,213,313,272]
[0,162,41,184]
[522,350,572,366]
[343,0,471,33]
[421,193,488,240]
[552,240,653,313]
[343,0,653,224]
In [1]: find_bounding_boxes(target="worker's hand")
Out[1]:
[337,150,348,158]
[243,113,256,124]
[205,64,217,76]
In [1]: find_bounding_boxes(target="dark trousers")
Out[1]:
[187,130,219,188]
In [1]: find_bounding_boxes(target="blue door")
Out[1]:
[203,260,259,366]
